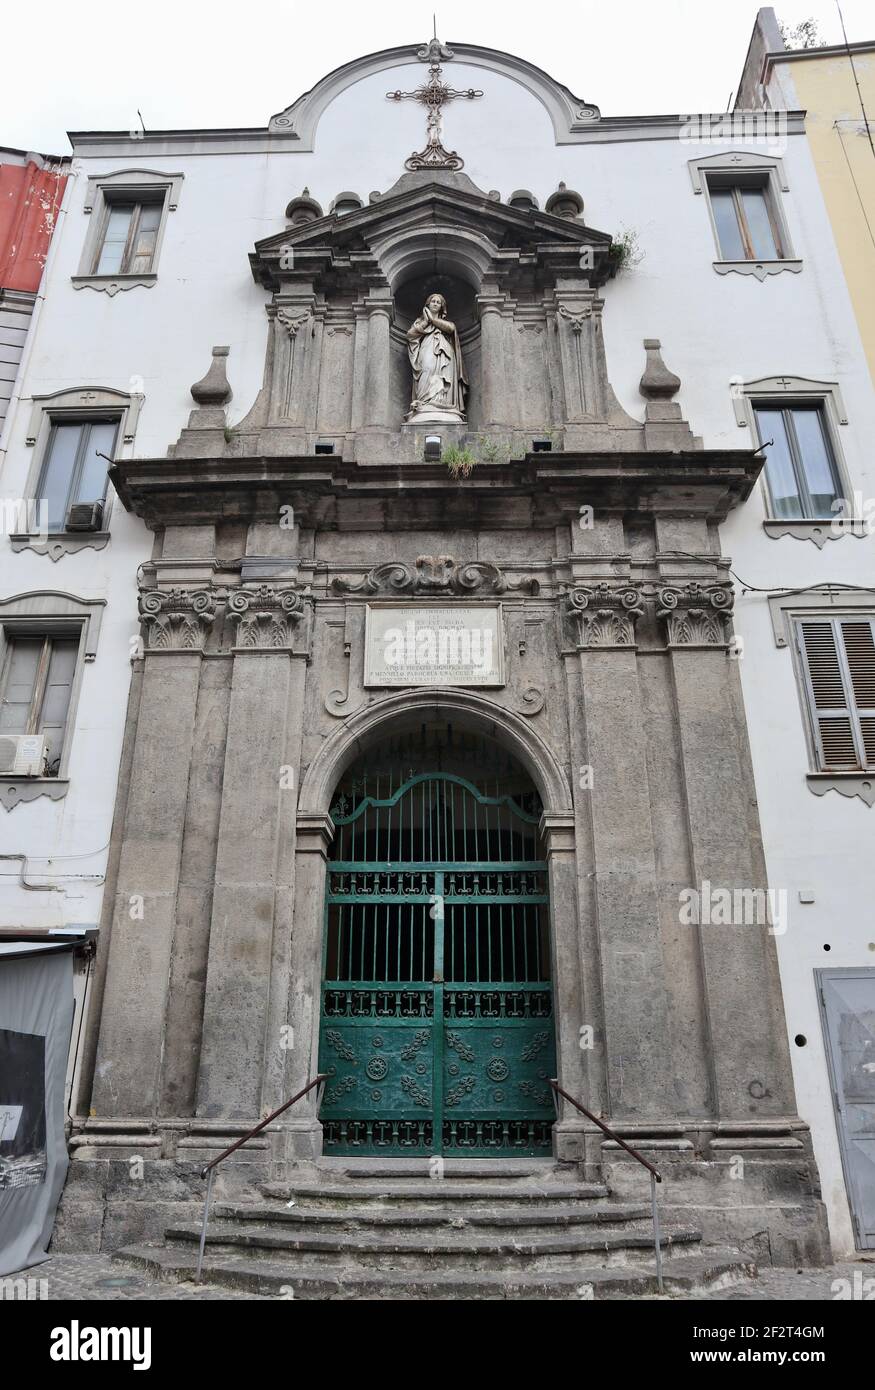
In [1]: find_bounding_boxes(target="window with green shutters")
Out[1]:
[796,617,875,771]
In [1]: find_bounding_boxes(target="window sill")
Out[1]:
[71,273,157,297]
[0,778,70,812]
[713,259,802,280]
[10,532,110,561]
[807,773,875,807]
[762,519,869,548]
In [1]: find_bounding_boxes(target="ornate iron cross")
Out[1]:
[387,50,483,172]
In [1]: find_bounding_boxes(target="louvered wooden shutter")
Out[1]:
[841,620,875,766]
[797,617,875,771]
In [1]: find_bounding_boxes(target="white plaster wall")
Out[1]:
[1,49,872,1254]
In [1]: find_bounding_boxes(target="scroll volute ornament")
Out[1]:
[332,555,537,596]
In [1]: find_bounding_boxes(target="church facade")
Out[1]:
[3,35,874,1265]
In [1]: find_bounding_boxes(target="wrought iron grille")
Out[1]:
[319,749,556,1157]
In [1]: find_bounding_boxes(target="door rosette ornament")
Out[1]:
[657,582,734,647]
[486,1057,510,1082]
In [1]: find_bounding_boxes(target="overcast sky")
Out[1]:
[2,0,872,154]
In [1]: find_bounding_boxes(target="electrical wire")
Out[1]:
[836,0,875,162]
[659,550,875,598]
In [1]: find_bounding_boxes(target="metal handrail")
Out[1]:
[550,1079,664,1294]
[195,1073,328,1283]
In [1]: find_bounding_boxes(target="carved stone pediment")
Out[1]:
[250,172,614,294]
[656,582,735,647]
[332,555,538,597]
[564,582,645,648]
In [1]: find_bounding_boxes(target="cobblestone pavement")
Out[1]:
[685,1261,875,1301]
[3,1255,873,1301]
[2,1255,269,1300]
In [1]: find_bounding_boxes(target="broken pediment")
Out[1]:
[249,170,614,295]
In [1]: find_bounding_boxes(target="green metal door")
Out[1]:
[318,769,556,1156]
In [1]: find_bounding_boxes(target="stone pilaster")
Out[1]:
[91,588,219,1118]
[565,583,676,1119]
[277,812,336,1161]
[195,586,310,1121]
[552,286,596,421]
[541,811,591,1161]
[350,302,370,431]
[363,293,394,429]
[272,294,319,424]
[475,288,508,426]
[655,581,797,1120]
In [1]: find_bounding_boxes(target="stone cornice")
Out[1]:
[111,450,763,530]
[66,112,808,160]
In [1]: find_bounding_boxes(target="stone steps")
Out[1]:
[113,1170,759,1298]
[260,1180,610,1206]
[316,1159,559,1178]
[116,1244,758,1299]
[211,1200,652,1230]
[162,1219,703,1270]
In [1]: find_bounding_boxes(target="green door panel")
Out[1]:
[318,773,556,1157]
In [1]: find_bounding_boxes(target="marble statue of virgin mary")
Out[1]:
[405,292,468,424]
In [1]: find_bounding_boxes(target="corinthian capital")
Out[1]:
[656,582,734,647]
[227,585,307,649]
[139,588,218,651]
[564,582,645,648]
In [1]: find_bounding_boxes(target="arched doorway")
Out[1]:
[317,720,556,1156]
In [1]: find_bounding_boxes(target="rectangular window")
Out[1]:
[796,617,875,771]
[37,419,118,532]
[0,634,79,775]
[707,179,783,260]
[93,198,163,275]
[753,403,842,519]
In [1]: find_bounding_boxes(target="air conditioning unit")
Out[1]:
[0,734,47,776]
[65,499,104,532]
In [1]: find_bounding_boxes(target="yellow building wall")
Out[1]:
[791,53,875,385]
